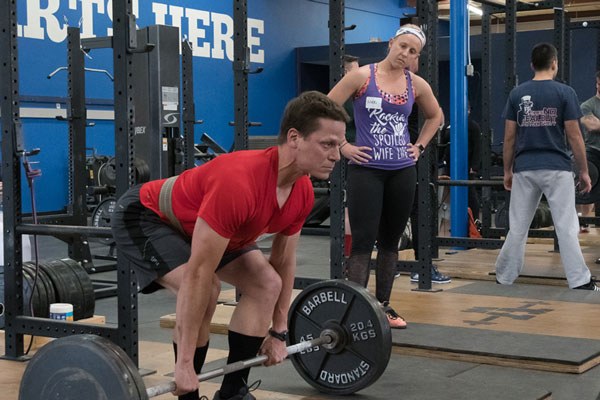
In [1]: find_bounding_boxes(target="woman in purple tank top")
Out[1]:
[328,24,442,329]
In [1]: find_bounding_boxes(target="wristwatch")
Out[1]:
[416,143,425,153]
[268,328,288,342]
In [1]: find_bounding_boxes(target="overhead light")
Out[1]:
[467,4,483,16]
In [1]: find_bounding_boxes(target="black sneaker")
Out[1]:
[574,277,600,291]
[411,265,451,284]
[213,380,260,400]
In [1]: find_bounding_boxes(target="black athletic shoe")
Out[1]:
[213,380,260,400]
[574,277,600,291]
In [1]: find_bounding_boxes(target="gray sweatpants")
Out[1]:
[495,169,591,288]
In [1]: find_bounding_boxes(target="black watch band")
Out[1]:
[268,328,288,342]
[416,143,425,153]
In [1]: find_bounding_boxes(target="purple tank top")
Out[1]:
[352,64,416,170]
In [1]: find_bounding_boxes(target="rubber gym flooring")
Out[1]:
[2,231,600,399]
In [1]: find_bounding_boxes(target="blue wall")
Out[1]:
[11,1,598,212]
[13,0,410,212]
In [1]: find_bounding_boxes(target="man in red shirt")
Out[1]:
[111,91,348,400]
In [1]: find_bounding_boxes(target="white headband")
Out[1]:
[394,27,426,49]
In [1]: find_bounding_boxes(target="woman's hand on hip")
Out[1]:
[341,143,372,164]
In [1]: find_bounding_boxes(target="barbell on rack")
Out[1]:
[19,280,392,399]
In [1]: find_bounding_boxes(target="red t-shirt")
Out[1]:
[140,147,314,251]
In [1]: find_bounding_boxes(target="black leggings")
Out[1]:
[347,165,417,255]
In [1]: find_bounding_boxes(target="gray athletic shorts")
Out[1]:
[111,185,258,294]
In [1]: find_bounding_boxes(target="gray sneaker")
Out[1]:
[411,266,451,284]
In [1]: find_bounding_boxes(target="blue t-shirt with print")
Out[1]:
[502,79,583,173]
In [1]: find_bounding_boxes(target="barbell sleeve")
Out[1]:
[146,332,333,398]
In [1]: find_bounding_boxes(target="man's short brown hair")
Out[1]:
[277,91,349,144]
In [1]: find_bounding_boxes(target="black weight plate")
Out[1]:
[58,258,94,318]
[85,334,149,400]
[287,279,392,395]
[22,263,49,318]
[23,263,49,318]
[21,266,42,318]
[38,261,67,309]
[134,157,151,184]
[40,260,84,320]
[46,259,86,320]
[0,266,40,327]
[37,263,57,313]
[26,265,47,318]
[0,293,4,329]
[576,147,600,204]
[105,336,149,400]
[59,258,95,319]
[0,265,4,328]
[19,334,147,400]
[98,157,117,187]
[90,197,117,245]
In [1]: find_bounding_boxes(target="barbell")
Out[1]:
[19,279,392,399]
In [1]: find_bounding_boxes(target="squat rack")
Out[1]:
[1,0,145,363]
[2,0,271,365]
[430,0,572,254]
[0,0,123,359]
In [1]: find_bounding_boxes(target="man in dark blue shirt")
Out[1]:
[495,42,598,291]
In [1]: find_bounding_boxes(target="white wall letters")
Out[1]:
[18,1,265,63]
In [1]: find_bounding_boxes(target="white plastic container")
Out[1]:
[49,303,74,321]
